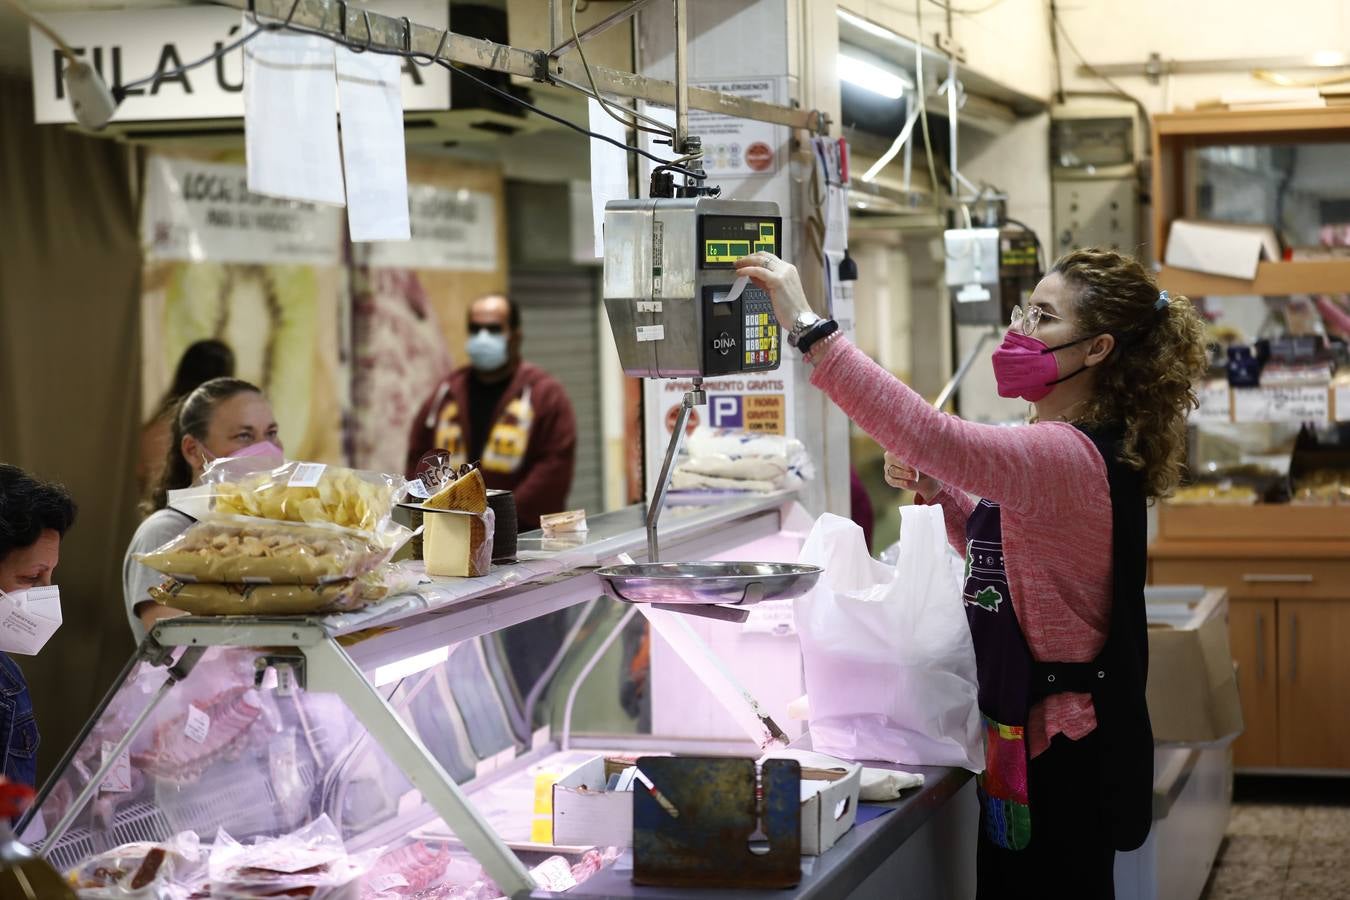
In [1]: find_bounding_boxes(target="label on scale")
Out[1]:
[637,301,663,313]
[636,325,665,343]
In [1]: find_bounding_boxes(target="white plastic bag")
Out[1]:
[795,507,984,771]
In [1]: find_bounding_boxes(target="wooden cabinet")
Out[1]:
[1151,505,1350,771]
[1228,599,1279,769]
[1277,601,1350,771]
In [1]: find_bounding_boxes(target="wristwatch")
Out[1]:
[787,310,823,348]
[796,318,839,356]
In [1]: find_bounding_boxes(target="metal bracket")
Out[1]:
[935,33,965,62]
[256,654,308,693]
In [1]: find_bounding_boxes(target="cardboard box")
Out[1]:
[551,756,863,856]
[1164,219,1281,280]
[1146,605,1244,744]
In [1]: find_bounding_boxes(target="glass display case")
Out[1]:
[23,495,801,899]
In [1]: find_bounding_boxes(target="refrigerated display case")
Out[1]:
[21,494,982,899]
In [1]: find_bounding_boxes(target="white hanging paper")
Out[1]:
[588,98,632,258]
[243,19,346,206]
[336,47,410,241]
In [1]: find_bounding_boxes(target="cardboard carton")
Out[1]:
[1146,598,1244,744]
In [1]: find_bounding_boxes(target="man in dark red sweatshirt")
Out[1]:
[406,295,577,532]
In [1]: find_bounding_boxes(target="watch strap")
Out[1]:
[796,318,839,356]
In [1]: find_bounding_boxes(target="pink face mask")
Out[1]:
[229,440,284,460]
[991,331,1094,402]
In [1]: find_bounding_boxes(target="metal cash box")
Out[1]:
[603,198,784,378]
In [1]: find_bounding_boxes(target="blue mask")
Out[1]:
[467,329,508,372]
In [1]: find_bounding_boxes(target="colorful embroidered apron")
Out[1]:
[963,498,1035,850]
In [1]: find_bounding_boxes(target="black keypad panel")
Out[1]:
[740,287,780,369]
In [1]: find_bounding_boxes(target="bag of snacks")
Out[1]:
[149,569,389,616]
[136,515,406,584]
[171,458,407,534]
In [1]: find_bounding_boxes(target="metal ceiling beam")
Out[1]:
[1080,51,1350,82]
[217,0,828,133]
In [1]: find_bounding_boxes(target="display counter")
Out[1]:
[24,493,979,900]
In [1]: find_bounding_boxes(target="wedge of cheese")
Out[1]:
[425,468,488,514]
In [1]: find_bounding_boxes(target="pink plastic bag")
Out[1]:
[794,507,984,770]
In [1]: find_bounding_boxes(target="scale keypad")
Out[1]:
[741,287,779,368]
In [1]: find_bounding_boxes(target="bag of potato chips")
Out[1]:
[170,459,407,533]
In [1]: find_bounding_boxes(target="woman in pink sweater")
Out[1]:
[737,248,1207,899]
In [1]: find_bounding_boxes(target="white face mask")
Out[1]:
[0,584,62,655]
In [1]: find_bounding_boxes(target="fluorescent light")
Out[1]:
[373,646,450,686]
[839,53,910,100]
[837,8,902,43]
[1311,49,1348,67]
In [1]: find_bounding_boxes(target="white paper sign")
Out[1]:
[365,185,498,271]
[184,704,211,744]
[636,325,666,343]
[588,97,632,258]
[101,741,133,793]
[244,22,346,207]
[28,2,450,124]
[141,156,343,265]
[336,48,411,242]
[0,586,62,655]
[687,80,783,178]
[530,856,577,892]
[368,874,410,894]
[1336,384,1350,422]
[1233,386,1329,423]
[1192,380,1232,424]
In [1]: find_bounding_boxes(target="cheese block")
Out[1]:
[425,468,488,514]
[423,508,491,577]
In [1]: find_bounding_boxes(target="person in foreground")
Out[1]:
[0,465,77,787]
[123,378,281,643]
[736,248,1207,899]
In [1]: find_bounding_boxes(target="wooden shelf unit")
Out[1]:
[1151,106,1350,287]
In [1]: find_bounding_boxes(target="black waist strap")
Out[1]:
[1029,661,1107,701]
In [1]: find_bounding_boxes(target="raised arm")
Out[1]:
[810,338,1105,517]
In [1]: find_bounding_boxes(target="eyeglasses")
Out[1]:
[1009,304,1065,336]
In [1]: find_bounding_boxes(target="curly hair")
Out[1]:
[1051,249,1209,500]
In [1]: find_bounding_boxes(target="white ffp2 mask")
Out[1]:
[0,585,62,655]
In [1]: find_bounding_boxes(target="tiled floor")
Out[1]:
[1202,803,1350,899]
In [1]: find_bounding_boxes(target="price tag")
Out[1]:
[530,857,577,892]
[1191,381,1231,424]
[287,463,327,487]
[367,874,410,894]
[100,741,132,793]
[1335,384,1350,422]
[741,599,796,636]
[636,325,665,343]
[184,704,211,744]
[406,478,430,499]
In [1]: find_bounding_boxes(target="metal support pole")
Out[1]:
[646,381,704,563]
[304,638,535,899]
[947,56,959,205]
[933,326,999,412]
[39,646,207,857]
[550,0,659,57]
[673,0,689,151]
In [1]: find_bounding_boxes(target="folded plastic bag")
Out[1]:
[149,569,389,616]
[208,815,378,899]
[795,508,984,770]
[137,515,407,585]
[67,830,204,897]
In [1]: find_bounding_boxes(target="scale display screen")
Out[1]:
[702,216,777,268]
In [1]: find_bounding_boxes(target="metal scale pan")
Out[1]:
[596,561,820,608]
